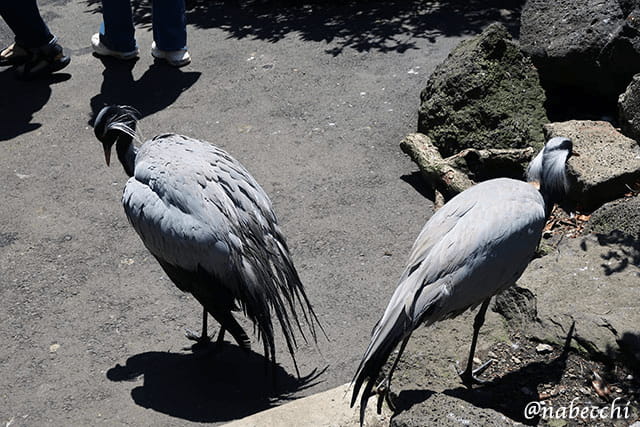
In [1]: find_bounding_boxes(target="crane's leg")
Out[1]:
[185,308,215,347]
[216,327,226,344]
[374,334,411,413]
[458,298,493,388]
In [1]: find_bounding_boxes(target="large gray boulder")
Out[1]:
[520,0,640,102]
[501,234,640,363]
[418,23,547,157]
[620,0,640,15]
[520,0,624,99]
[602,6,640,94]
[585,196,640,237]
[544,120,640,210]
[619,73,640,141]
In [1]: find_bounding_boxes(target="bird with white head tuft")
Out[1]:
[351,137,573,423]
[94,105,324,375]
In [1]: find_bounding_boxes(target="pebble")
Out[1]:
[536,343,553,354]
[511,356,521,364]
[49,343,60,353]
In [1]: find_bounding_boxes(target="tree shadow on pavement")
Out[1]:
[85,0,525,56]
[107,342,326,422]
[0,68,71,141]
[88,56,201,126]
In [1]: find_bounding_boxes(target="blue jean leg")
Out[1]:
[100,0,137,52]
[152,0,187,51]
[0,0,53,48]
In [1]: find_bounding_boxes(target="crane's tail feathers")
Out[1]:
[233,234,324,376]
[350,304,410,423]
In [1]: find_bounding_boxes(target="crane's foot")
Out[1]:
[457,359,493,389]
[374,377,397,413]
[184,328,215,351]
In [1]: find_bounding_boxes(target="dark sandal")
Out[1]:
[15,40,70,80]
[0,42,30,66]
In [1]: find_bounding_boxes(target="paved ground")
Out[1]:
[0,1,521,425]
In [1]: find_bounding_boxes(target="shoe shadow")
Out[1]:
[106,342,325,422]
[0,67,71,141]
[88,56,200,125]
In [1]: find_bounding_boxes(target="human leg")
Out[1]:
[149,0,190,66]
[0,1,70,78]
[151,0,187,51]
[96,0,137,54]
[0,1,53,48]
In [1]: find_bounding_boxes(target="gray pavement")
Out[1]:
[0,1,521,425]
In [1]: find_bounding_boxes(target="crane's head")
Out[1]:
[93,105,140,166]
[526,136,573,204]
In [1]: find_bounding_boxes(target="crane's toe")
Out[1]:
[457,359,493,388]
[184,328,215,350]
[374,378,397,413]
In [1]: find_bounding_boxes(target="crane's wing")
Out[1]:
[122,134,319,359]
[390,178,546,326]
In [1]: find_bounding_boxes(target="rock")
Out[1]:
[601,7,640,95]
[226,383,391,427]
[418,23,547,157]
[511,234,640,364]
[535,343,553,354]
[493,286,537,324]
[520,0,626,100]
[620,0,640,16]
[543,120,640,210]
[619,74,640,141]
[585,196,640,237]
[391,391,521,427]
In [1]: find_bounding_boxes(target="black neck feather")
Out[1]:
[115,136,137,177]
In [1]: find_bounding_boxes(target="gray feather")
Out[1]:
[118,131,321,370]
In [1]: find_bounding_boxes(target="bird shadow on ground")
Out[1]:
[88,56,201,126]
[106,342,326,422]
[85,0,524,56]
[0,68,71,141]
[393,326,575,425]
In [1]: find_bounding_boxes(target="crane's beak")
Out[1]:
[571,150,580,157]
[103,148,111,166]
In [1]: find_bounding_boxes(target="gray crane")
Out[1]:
[93,105,323,375]
[351,137,574,421]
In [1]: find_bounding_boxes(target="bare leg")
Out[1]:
[215,327,226,344]
[458,299,493,388]
[374,334,411,412]
[185,308,214,345]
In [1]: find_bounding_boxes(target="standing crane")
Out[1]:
[351,137,574,421]
[94,105,323,375]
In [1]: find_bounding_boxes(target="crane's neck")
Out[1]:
[116,136,137,177]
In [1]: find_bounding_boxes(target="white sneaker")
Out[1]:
[91,33,138,60]
[151,41,191,67]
